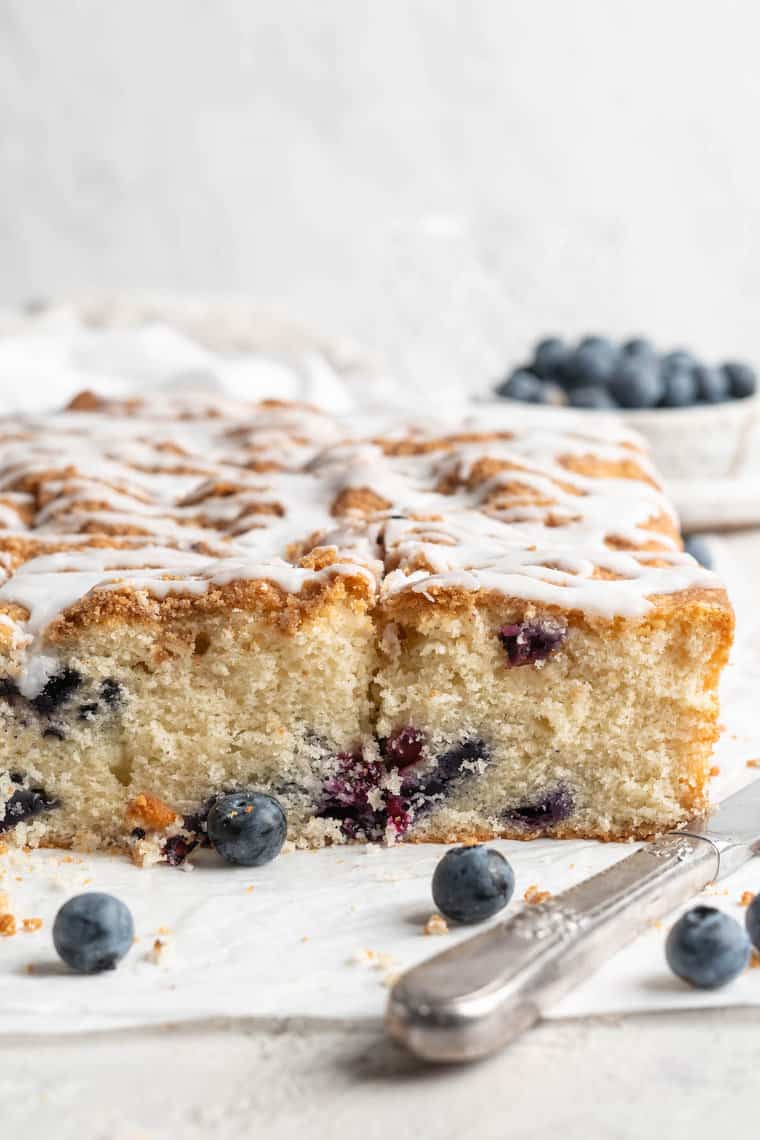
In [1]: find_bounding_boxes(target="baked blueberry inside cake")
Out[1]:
[0,392,733,861]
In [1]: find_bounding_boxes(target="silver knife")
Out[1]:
[386,779,760,1063]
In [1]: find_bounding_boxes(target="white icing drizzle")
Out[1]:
[0,392,721,691]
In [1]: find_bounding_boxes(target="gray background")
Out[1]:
[2,0,759,384]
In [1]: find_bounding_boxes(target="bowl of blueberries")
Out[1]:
[494,335,759,481]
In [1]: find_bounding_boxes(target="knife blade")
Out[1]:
[386,779,760,1063]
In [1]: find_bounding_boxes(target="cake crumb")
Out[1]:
[746,758,760,769]
[148,937,175,966]
[244,885,255,894]
[709,765,720,778]
[22,917,42,933]
[350,947,397,972]
[126,792,177,831]
[423,913,449,936]
[751,949,760,970]
[0,913,16,937]
[0,842,8,856]
[740,891,755,908]
[523,884,552,905]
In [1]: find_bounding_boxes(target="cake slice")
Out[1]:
[318,421,732,843]
[0,395,732,859]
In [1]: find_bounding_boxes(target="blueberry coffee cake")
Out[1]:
[0,391,732,861]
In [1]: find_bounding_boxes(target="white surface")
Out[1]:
[3,2,760,395]
[3,1010,759,1140]
[1,536,757,1035]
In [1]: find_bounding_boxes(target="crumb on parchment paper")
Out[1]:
[21,917,42,933]
[747,758,760,769]
[349,946,399,987]
[0,913,16,937]
[523,885,552,905]
[349,947,397,970]
[148,936,176,967]
[740,891,755,907]
[423,913,449,936]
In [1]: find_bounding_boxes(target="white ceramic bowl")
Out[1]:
[616,395,760,482]
[490,392,760,530]
[493,393,760,483]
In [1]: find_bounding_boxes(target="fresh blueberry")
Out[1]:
[53,892,134,973]
[665,906,750,989]
[563,341,618,387]
[495,369,544,403]
[609,356,664,408]
[694,364,730,404]
[432,844,515,925]
[660,366,698,408]
[745,894,760,950]
[722,361,757,400]
[532,337,569,380]
[578,334,617,354]
[683,534,713,569]
[568,385,617,410]
[661,349,695,376]
[623,336,655,358]
[206,791,287,866]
